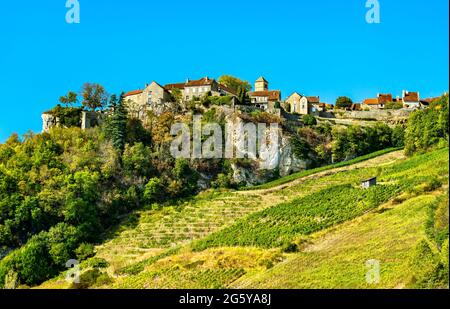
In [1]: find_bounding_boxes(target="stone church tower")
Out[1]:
[255,76,269,92]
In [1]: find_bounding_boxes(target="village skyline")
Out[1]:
[0,0,448,141]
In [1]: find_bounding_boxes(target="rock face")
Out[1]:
[226,115,308,187]
[42,113,59,132]
[81,111,104,129]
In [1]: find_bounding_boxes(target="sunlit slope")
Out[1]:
[38,148,448,289]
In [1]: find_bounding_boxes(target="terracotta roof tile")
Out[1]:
[248,90,281,101]
[305,96,320,103]
[164,83,185,91]
[185,77,215,87]
[403,91,419,102]
[377,94,393,104]
[124,89,143,97]
[363,98,380,105]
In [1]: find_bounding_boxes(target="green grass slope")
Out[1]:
[38,148,449,289]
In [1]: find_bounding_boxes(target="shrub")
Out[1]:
[281,242,299,253]
[75,243,95,260]
[302,114,317,126]
[144,177,163,203]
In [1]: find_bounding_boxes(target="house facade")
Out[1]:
[123,77,237,119]
[181,77,235,101]
[123,81,173,119]
[286,93,321,115]
[402,90,420,109]
[248,77,281,110]
[362,93,393,110]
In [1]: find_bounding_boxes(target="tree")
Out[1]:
[218,75,252,93]
[170,88,183,103]
[335,96,353,109]
[237,87,251,105]
[81,83,108,111]
[105,93,128,151]
[59,91,78,107]
[108,94,118,109]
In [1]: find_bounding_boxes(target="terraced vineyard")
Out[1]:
[38,148,449,289]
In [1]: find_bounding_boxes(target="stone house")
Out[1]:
[362,93,393,110]
[181,77,236,101]
[402,90,420,109]
[123,81,174,119]
[285,92,303,113]
[248,77,281,110]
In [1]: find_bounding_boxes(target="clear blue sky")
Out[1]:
[0,0,448,142]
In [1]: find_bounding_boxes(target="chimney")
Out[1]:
[185,78,190,84]
[377,93,380,98]
[402,90,407,98]
[417,92,420,101]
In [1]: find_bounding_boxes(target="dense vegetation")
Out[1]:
[404,94,449,155]
[0,90,448,288]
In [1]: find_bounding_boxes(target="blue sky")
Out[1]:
[0,0,448,142]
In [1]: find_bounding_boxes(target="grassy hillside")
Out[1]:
[38,147,449,289]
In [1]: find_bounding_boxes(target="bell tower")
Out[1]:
[255,77,268,92]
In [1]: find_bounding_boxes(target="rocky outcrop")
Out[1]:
[42,113,59,132]
[81,111,104,129]
[226,115,308,186]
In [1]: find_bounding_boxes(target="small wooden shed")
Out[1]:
[361,177,377,189]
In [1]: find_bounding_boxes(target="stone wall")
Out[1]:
[333,109,413,121]
[42,113,59,132]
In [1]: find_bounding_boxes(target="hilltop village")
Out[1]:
[121,75,433,119]
[42,75,439,132]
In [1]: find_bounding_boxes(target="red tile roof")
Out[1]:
[248,90,281,101]
[305,96,320,103]
[403,91,419,102]
[185,77,215,87]
[363,98,380,105]
[124,89,143,97]
[422,97,440,104]
[164,83,185,91]
[377,94,393,104]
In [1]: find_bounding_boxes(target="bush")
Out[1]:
[281,242,299,253]
[143,177,163,203]
[75,243,95,260]
[122,143,152,176]
[302,114,317,126]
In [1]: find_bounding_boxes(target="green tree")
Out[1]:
[81,83,108,111]
[404,94,449,155]
[237,87,251,105]
[105,93,128,151]
[218,75,252,93]
[59,91,78,107]
[335,96,353,109]
[122,143,152,176]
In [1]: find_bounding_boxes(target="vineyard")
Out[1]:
[37,147,449,289]
[193,184,401,250]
